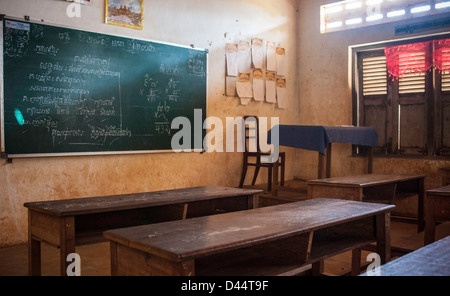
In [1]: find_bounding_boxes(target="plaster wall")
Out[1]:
[0,0,300,246]
[296,0,450,191]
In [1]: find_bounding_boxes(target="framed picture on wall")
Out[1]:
[105,0,143,30]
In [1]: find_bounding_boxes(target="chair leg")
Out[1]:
[239,157,248,188]
[281,155,285,186]
[268,165,273,192]
[252,166,260,185]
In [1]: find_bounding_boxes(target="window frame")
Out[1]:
[351,32,450,158]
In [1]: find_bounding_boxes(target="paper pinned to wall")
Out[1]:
[226,43,239,77]
[276,47,287,77]
[265,71,276,103]
[238,40,252,74]
[252,38,264,69]
[236,73,253,103]
[252,69,264,102]
[267,41,277,71]
[276,77,287,109]
[226,76,237,97]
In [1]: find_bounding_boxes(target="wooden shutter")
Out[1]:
[439,49,450,154]
[396,49,430,155]
[358,51,389,152]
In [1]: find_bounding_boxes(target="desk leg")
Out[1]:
[417,178,425,233]
[28,210,41,276]
[318,153,325,179]
[376,212,391,264]
[351,248,362,276]
[326,145,332,179]
[424,194,435,246]
[59,216,75,276]
[248,194,260,209]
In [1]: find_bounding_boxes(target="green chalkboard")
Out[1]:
[1,18,207,157]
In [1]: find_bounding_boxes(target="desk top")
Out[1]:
[360,236,450,276]
[23,186,263,217]
[104,198,394,262]
[308,174,426,188]
[269,125,378,154]
[427,185,450,196]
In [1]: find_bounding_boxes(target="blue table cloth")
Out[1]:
[268,125,378,154]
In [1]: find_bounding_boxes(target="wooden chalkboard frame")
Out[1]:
[0,16,208,159]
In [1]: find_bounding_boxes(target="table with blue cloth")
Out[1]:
[268,125,378,188]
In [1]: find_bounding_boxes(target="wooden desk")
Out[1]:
[270,125,378,196]
[425,185,450,245]
[441,167,450,186]
[23,186,262,276]
[360,236,450,276]
[104,198,394,276]
[270,125,378,179]
[307,174,426,232]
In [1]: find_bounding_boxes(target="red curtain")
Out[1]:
[434,38,450,74]
[384,41,432,79]
[384,38,450,79]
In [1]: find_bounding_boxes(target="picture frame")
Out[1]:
[105,0,143,30]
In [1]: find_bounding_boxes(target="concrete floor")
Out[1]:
[1,180,449,276]
[1,220,449,276]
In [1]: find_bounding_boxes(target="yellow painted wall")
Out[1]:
[296,1,450,191]
[0,0,300,246]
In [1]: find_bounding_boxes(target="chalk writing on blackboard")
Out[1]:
[2,18,207,156]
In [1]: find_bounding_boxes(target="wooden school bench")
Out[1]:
[307,174,426,232]
[360,235,450,276]
[104,198,394,276]
[23,186,262,276]
[424,185,450,245]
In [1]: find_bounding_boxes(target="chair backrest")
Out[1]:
[243,115,260,153]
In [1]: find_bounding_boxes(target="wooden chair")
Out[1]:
[239,116,285,192]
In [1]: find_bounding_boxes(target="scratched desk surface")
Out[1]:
[104,198,395,262]
[360,235,450,276]
[24,186,263,216]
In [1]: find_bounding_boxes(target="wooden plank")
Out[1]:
[376,212,391,264]
[29,210,62,247]
[104,199,394,262]
[308,184,363,201]
[59,216,75,276]
[194,232,313,276]
[307,174,426,188]
[360,236,450,276]
[23,186,263,216]
[114,243,194,276]
[425,186,450,245]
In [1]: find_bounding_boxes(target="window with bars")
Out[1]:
[356,37,450,157]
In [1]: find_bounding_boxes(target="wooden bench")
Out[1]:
[425,185,450,245]
[104,198,394,276]
[307,174,426,232]
[360,236,450,276]
[23,186,262,276]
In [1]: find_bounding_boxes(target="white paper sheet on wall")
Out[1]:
[226,76,237,97]
[276,77,287,109]
[236,73,253,103]
[252,69,264,102]
[265,71,276,103]
[276,47,287,77]
[266,41,277,71]
[226,43,239,77]
[238,40,252,74]
[252,38,264,69]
